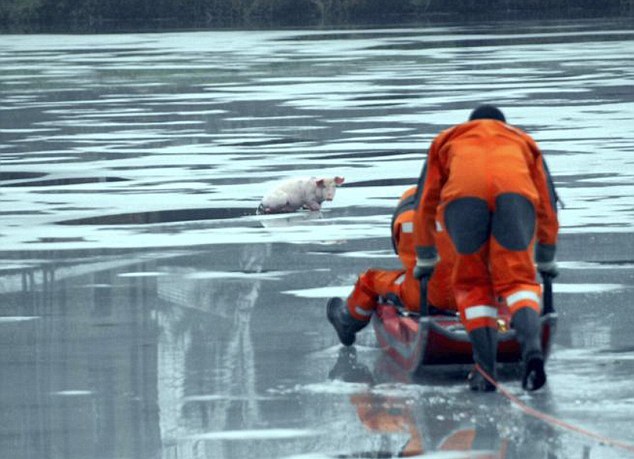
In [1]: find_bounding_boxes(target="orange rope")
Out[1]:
[475,364,634,454]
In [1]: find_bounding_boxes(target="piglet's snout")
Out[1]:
[324,188,336,201]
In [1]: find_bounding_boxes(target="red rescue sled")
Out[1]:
[371,276,557,376]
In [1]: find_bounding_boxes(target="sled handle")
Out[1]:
[419,276,429,317]
[541,273,555,315]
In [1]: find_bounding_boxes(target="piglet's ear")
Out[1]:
[316,178,325,188]
[334,176,345,185]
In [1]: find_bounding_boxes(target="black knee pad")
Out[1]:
[492,193,536,251]
[444,197,490,255]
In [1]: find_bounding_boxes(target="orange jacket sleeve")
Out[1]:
[525,135,559,260]
[391,186,418,269]
[391,186,417,254]
[413,129,452,260]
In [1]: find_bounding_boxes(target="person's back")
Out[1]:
[435,120,542,207]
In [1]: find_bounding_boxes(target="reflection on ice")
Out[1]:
[156,244,274,457]
[183,270,292,280]
[118,271,168,277]
[182,394,275,402]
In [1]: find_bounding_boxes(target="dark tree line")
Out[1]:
[0,0,629,32]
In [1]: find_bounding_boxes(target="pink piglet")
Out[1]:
[258,176,345,214]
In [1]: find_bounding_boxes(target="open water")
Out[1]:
[1,17,634,459]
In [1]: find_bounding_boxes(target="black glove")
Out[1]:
[537,260,559,278]
[413,256,438,280]
[536,243,559,278]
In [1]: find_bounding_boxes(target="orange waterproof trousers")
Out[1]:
[346,266,456,322]
[440,204,542,331]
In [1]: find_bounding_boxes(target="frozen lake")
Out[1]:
[1,18,634,459]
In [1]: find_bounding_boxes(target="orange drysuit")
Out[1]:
[346,187,456,322]
[414,119,559,332]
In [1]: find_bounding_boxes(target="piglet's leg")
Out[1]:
[306,201,322,211]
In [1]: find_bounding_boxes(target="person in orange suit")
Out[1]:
[412,104,560,392]
[327,185,457,346]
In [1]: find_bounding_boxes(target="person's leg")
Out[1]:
[327,269,403,346]
[454,249,498,392]
[511,306,545,390]
[399,267,459,315]
[426,222,458,312]
[326,297,366,346]
[444,197,497,391]
[491,192,546,390]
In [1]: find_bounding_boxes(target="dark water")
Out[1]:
[1,19,634,459]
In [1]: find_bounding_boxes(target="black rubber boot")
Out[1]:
[467,327,498,392]
[512,307,547,391]
[326,297,369,346]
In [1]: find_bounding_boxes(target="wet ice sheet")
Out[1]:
[283,286,352,299]
[2,24,634,252]
[1,237,633,459]
[0,316,40,323]
[181,429,321,441]
[560,261,634,269]
[555,283,628,293]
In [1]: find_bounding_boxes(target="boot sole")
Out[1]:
[522,356,547,391]
[326,298,355,347]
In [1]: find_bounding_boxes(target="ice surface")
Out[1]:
[1,26,633,253]
[0,316,41,323]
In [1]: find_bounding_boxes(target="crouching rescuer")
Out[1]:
[327,185,457,346]
[413,104,560,392]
